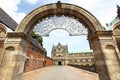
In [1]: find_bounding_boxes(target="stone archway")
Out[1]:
[58,61,62,65]
[0,1,120,80]
[16,1,103,34]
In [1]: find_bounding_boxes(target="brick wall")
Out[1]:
[24,46,53,72]
[24,46,44,72]
[45,57,53,67]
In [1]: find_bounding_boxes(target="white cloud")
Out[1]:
[65,0,118,27]
[89,1,117,27]
[0,0,26,23]
[66,0,99,10]
[50,29,69,37]
[25,0,39,4]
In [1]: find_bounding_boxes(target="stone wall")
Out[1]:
[0,41,4,56]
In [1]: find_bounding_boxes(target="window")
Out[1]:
[58,48,61,50]
[69,59,72,63]
[72,59,77,63]
[74,60,77,62]
[58,55,62,57]
[6,46,15,51]
[80,59,82,62]
[83,59,85,62]
[91,59,94,62]
[72,60,74,63]
[39,60,43,65]
[25,59,30,66]
[53,54,56,56]
[85,59,88,62]
[32,59,36,66]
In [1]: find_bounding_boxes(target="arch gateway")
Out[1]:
[0,1,120,80]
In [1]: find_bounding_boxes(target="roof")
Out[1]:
[0,8,18,31]
[106,17,119,27]
[106,17,119,30]
[52,43,68,53]
[69,50,93,54]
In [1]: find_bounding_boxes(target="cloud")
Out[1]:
[25,0,39,5]
[66,0,99,10]
[0,0,26,23]
[88,0,117,27]
[50,29,69,37]
[65,0,118,27]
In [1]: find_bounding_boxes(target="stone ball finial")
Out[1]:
[57,0,61,3]
[117,5,119,8]
[56,0,62,8]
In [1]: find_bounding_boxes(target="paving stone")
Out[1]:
[23,66,99,80]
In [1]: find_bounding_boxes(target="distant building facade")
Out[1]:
[51,43,68,65]
[51,43,95,67]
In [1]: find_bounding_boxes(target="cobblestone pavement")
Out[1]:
[23,66,99,80]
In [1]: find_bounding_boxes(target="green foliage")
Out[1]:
[32,31,43,46]
[43,48,47,56]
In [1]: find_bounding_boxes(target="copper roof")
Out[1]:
[0,8,18,31]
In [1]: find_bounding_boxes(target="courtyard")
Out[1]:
[23,66,99,80]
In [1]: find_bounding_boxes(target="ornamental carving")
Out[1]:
[33,15,88,36]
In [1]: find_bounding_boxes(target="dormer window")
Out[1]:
[58,48,61,50]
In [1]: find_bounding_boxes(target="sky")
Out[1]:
[0,0,120,57]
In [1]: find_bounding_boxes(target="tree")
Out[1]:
[32,31,43,46]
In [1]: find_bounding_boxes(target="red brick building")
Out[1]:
[45,57,53,67]
[0,8,53,73]
[24,47,53,72]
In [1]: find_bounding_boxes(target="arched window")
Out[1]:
[5,46,15,51]
[105,45,119,60]
[105,45,120,79]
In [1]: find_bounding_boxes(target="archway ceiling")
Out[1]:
[33,15,88,36]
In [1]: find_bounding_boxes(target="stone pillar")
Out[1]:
[0,33,29,80]
[88,31,120,80]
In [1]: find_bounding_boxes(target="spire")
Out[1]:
[58,42,61,46]
[105,5,120,30]
[117,5,120,19]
